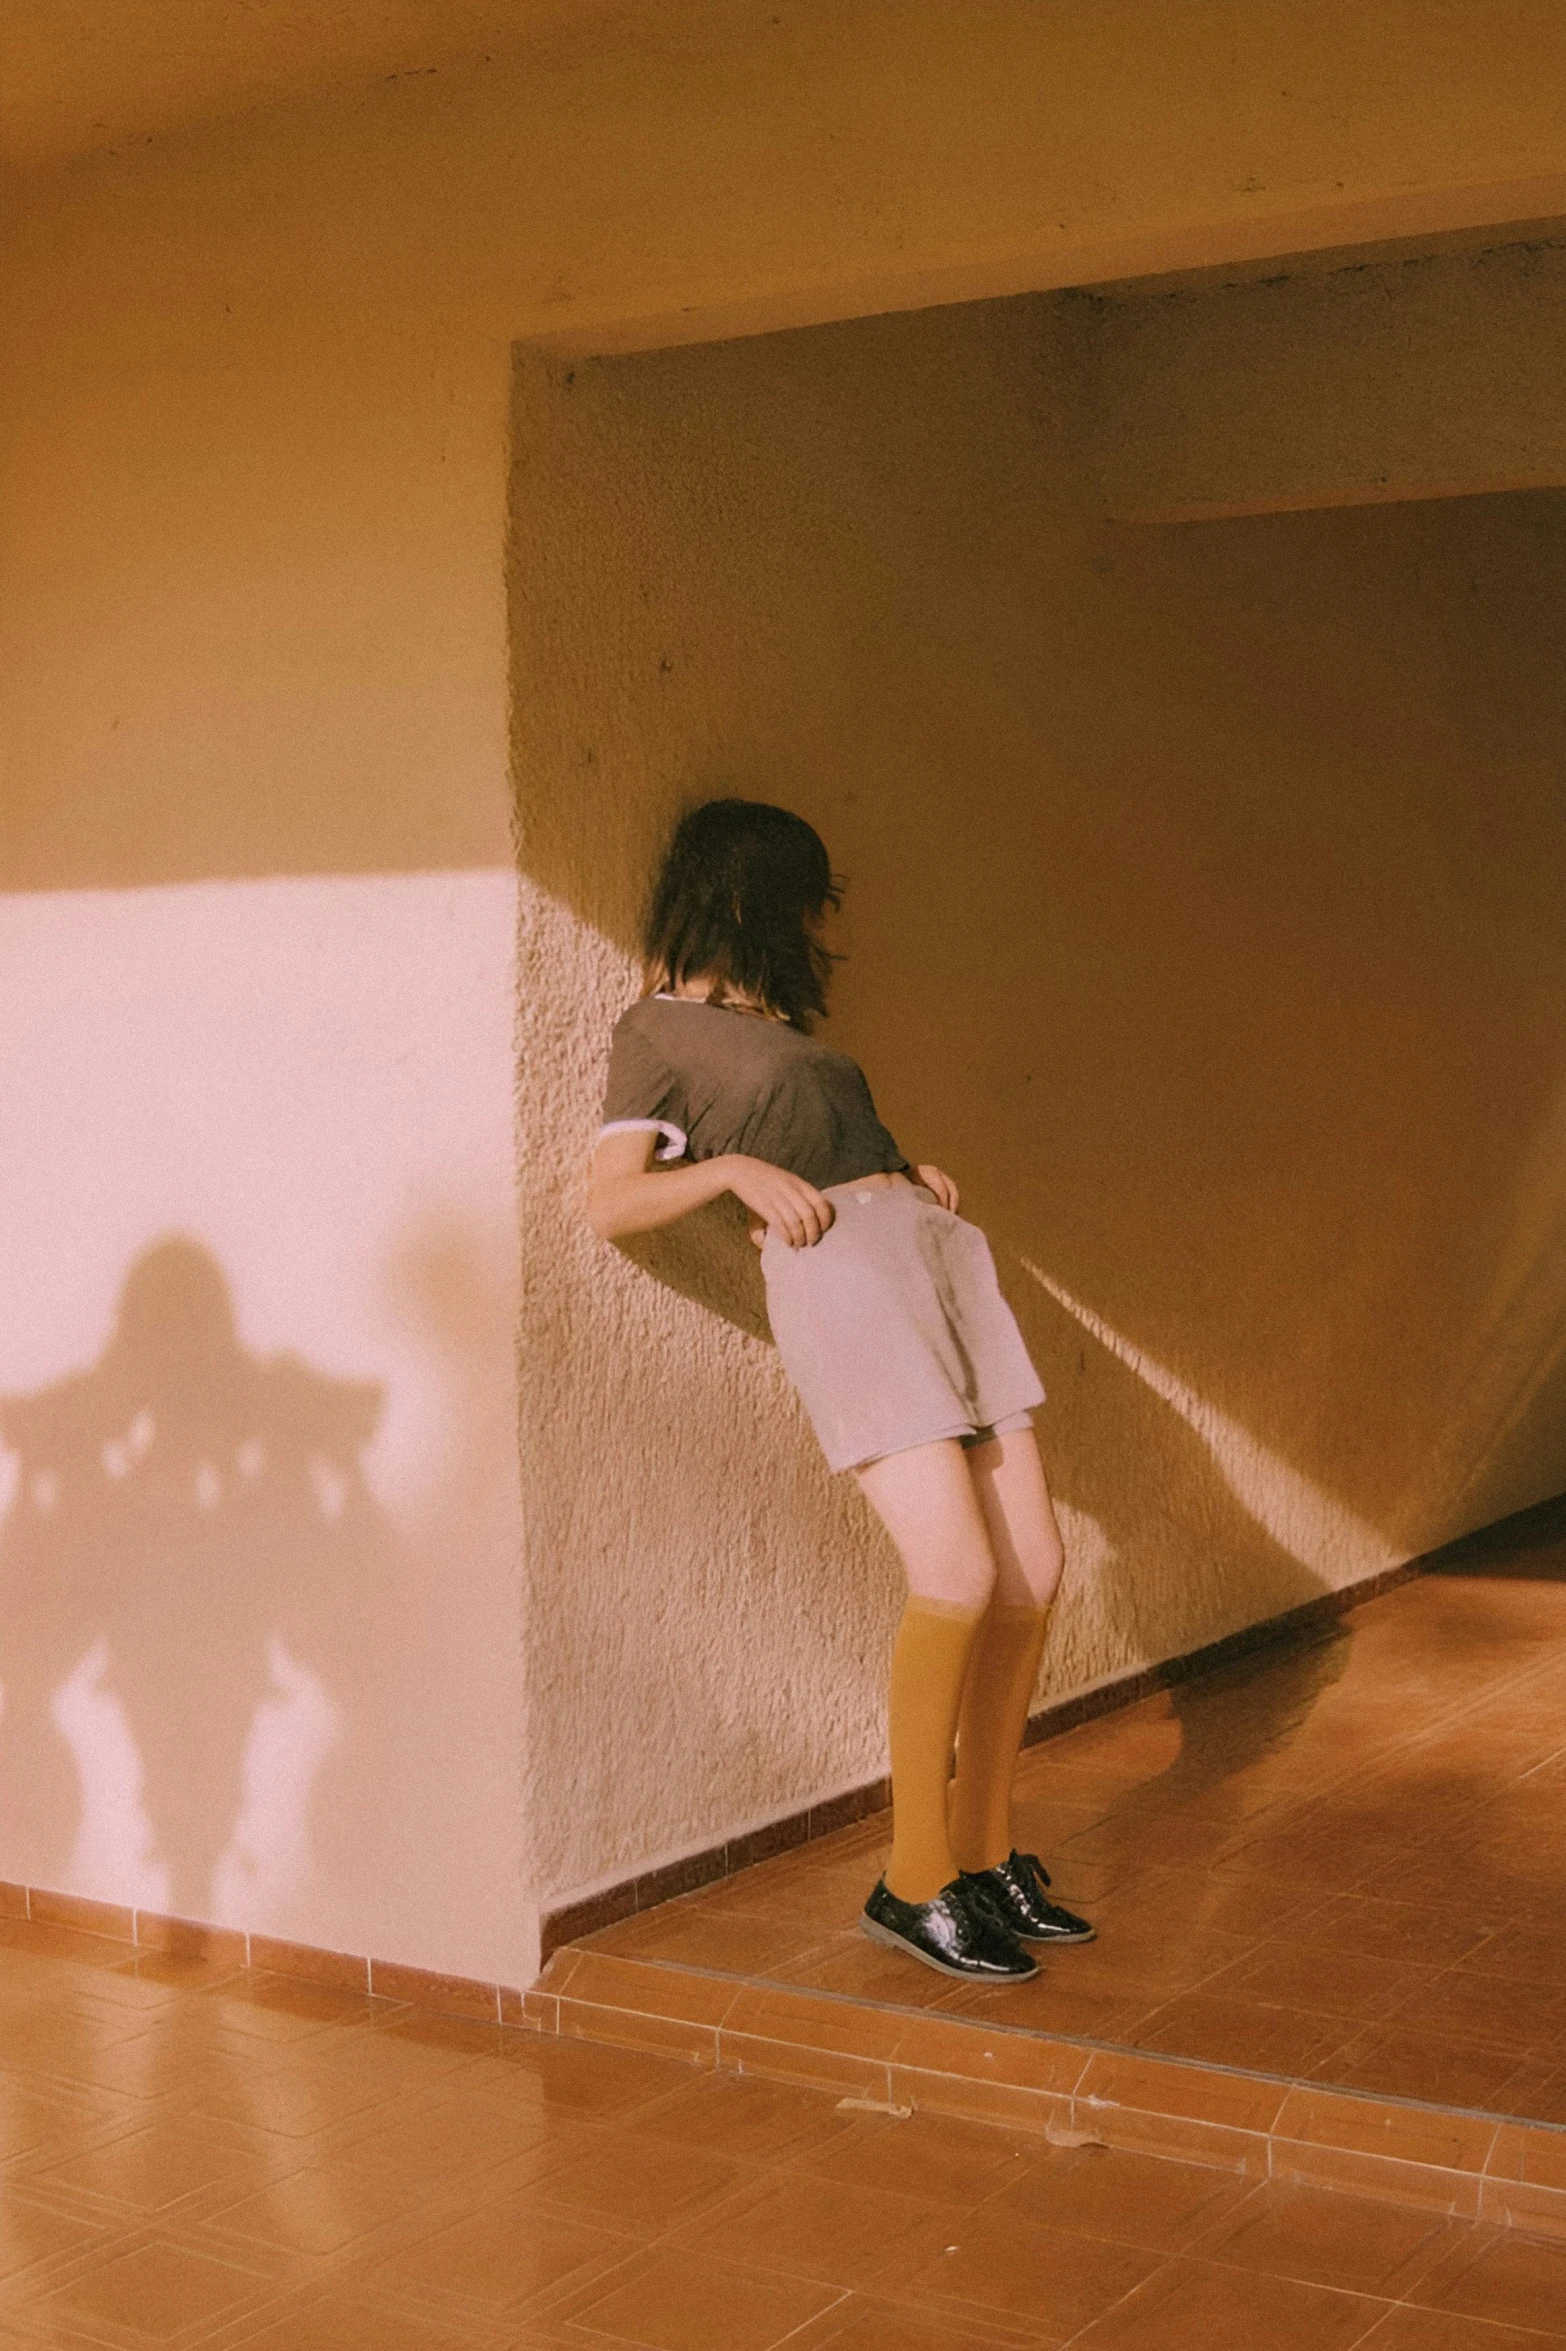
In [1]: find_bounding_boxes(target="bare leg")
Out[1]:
[855,1436,999,1608]
[963,1425,1064,1607]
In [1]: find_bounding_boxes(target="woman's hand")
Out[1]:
[725,1156,835,1248]
[915,1163,959,1214]
[586,1133,835,1248]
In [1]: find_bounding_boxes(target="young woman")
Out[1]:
[586,799,1092,1981]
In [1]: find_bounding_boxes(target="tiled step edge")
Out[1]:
[0,1879,526,2026]
[522,1944,1566,2236]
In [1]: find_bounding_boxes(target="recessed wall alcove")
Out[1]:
[508,256,1566,1935]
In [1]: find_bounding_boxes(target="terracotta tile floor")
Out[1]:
[586,1537,1566,2127]
[3,1931,1566,2345]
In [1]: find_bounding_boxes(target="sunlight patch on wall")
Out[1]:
[49,1640,168,1913]
[211,1637,341,1928]
[0,869,525,1979]
[1427,1074,1566,1527]
[1023,1263,1403,1589]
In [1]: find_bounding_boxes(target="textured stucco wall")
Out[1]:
[1073,233,1566,520]
[513,299,1566,1909]
[6,2,1566,1967]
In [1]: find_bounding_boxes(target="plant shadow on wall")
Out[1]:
[0,1237,397,1928]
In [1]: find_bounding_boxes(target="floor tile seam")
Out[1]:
[1014,2247,1195,2350]
[538,2239,859,2343]
[505,2139,784,2237]
[1117,1982,1367,2068]
[170,2050,417,2096]
[25,2092,340,2146]
[875,2246,1198,2343]
[615,2110,886,2173]
[1455,1936,1566,1985]
[325,2135,610,2204]
[1387,2279,1566,2337]
[189,2180,505,2278]
[1088,2250,1409,2326]
[924,2168,1255,2267]
[0,2234,150,2310]
[218,2291,514,2351]
[0,2211,176,2303]
[213,2071,471,2147]
[35,2211,315,2288]
[0,2237,284,2336]
[1197,1934,1446,2004]
[1180,2228,1485,2308]
[0,2175,143,2239]
[1361,1655,1566,1761]
[769,2287,857,2350]
[1207,1803,1487,1866]
[0,2315,129,2351]
[750,2266,1055,2350]
[1191,1740,1486,1817]
[184,2040,458,2097]
[0,2125,157,2185]
[332,2238,649,2333]
[0,2062,148,2113]
[7,2169,308,2243]
[176,2101,412,2153]
[1308,2016,1566,2101]
[209,2292,506,2351]
[1512,1739,1566,1785]
[774,2148,1037,2223]
[538,2226,861,2332]
[1149,2172,1275,2258]
[198,2275,471,2351]
[1228,1968,1550,2048]
[1385,1962,1566,2038]
[240,2051,495,2102]
[657,2213,963,2295]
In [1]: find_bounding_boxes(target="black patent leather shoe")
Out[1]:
[861,1876,1038,1980]
[960,1851,1096,1945]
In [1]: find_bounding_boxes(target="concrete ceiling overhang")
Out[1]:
[0,0,596,175]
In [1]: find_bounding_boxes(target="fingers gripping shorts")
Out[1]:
[760,1181,1046,1473]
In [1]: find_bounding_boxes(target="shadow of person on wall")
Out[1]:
[0,1237,391,1927]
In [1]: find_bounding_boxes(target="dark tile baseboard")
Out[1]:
[539,1547,1440,1960]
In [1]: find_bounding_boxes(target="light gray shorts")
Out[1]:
[761,1180,1046,1474]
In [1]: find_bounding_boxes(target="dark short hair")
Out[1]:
[643,799,841,1029]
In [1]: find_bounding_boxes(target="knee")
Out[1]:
[931,1552,997,1613]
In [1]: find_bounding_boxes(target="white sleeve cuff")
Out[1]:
[598,1117,689,1164]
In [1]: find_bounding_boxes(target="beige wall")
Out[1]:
[1074,234,1566,520]
[5,0,1566,1969]
[514,302,1566,1903]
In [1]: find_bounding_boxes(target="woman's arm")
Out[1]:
[586,1128,835,1247]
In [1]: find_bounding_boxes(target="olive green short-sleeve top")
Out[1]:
[599,994,910,1191]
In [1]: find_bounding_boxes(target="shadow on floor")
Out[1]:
[1424,1490,1566,1580]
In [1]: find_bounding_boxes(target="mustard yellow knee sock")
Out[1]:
[883,1595,986,1905]
[950,1602,1051,1874]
